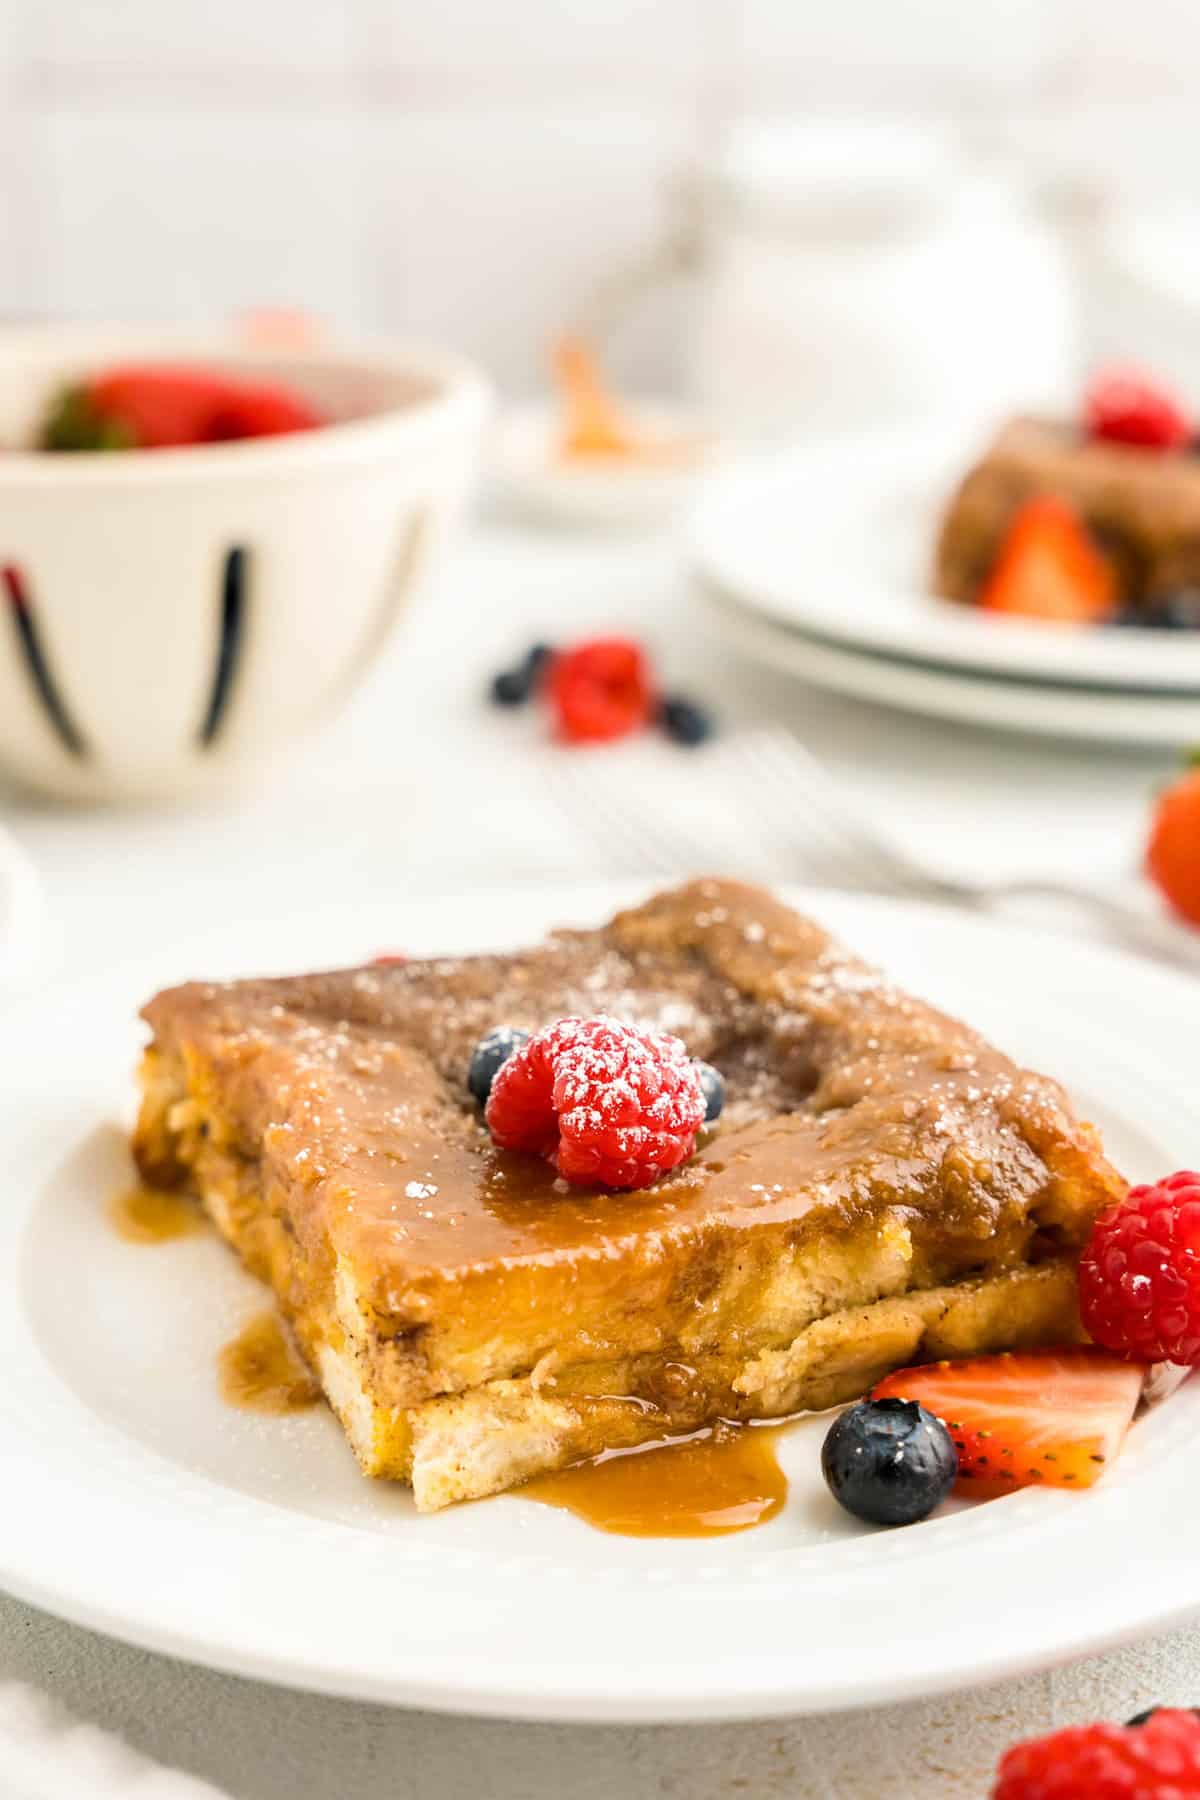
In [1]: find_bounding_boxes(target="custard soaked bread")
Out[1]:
[934,415,1200,607]
[133,880,1124,1511]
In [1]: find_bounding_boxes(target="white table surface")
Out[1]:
[2,517,1197,1799]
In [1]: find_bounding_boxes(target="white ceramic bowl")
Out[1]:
[0,325,490,801]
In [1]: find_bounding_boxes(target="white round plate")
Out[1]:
[2,880,1198,1723]
[710,587,1200,748]
[690,437,1200,694]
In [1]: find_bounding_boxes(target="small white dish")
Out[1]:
[493,398,716,527]
[709,587,1200,748]
[0,879,1197,1722]
[691,436,1200,694]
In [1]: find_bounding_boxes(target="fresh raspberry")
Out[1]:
[485,1015,705,1190]
[44,365,324,451]
[548,638,655,743]
[1079,1171,1200,1364]
[993,1709,1200,1798]
[1085,368,1193,451]
[1147,765,1200,927]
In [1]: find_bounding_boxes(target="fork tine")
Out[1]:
[542,753,662,874]
[544,750,693,875]
[728,732,897,892]
[748,730,921,893]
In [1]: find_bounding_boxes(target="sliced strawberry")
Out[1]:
[979,496,1117,624]
[871,1348,1145,1498]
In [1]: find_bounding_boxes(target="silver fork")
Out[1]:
[544,728,1200,972]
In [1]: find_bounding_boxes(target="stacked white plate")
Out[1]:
[690,436,1200,748]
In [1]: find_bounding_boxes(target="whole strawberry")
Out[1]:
[1080,1171,1200,1364]
[993,1708,1200,1798]
[1147,764,1200,928]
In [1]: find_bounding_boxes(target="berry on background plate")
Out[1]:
[871,1348,1144,1497]
[979,496,1117,624]
[1080,1170,1200,1364]
[821,1397,957,1527]
[1140,589,1200,631]
[1084,367,1194,452]
[1146,764,1200,927]
[993,1708,1200,1798]
[486,1014,706,1190]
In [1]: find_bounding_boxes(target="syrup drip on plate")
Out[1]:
[521,1421,788,1537]
[218,1313,321,1414]
[109,1183,205,1244]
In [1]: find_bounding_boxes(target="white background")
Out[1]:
[1,0,1200,390]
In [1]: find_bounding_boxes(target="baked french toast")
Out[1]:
[133,879,1125,1510]
[935,415,1200,607]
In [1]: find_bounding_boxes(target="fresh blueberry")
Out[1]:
[490,666,531,706]
[821,1398,957,1527]
[489,644,556,707]
[659,695,715,747]
[1126,1707,1200,1726]
[1142,589,1200,631]
[467,1027,529,1105]
[694,1060,725,1122]
[524,642,554,683]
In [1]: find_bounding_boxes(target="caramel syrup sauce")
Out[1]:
[109,1183,206,1244]
[521,1421,788,1538]
[218,1312,321,1415]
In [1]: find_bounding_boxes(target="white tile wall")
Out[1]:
[366,102,695,390]
[33,109,369,324]
[728,0,1069,108]
[2,0,1200,389]
[366,0,708,97]
[22,0,360,87]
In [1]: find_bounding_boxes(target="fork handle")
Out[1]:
[969,876,1200,973]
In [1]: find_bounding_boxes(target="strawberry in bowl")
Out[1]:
[40,363,325,451]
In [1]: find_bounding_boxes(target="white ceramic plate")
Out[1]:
[2,880,1198,1723]
[690,438,1200,694]
[709,587,1200,749]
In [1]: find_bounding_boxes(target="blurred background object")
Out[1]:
[0,0,1198,416]
[0,325,488,800]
